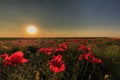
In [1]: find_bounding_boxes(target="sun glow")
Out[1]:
[26,26,37,35]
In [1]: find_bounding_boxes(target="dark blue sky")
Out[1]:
[0,0,120,37]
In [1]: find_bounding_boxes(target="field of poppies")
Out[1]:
[0,37,120,80]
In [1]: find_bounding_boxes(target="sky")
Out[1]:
[0,0,120,37]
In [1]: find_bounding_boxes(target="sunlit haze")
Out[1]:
[0,0,120,38]
[26,26,37,35]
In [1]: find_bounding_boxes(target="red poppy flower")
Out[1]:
[92,58,102,64]
[78,54,85,60]
[49,54,65,73]
[53,54,62,62]
[59,42,67,50]
[39,48,45,52]
[85,47,91,52]
[9,51,28,66]
[39,47,54,55]
[85,52,93,60]
[2,51,28,67]
[78,45,85,51]
[85,52,102,64]
[0,53,8,59]
[55,48,64,53]
[3,57,12,67]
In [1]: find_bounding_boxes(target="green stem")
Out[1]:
[52,73,57,80]
[89,64,96,80]
[71,61,79,80]
[81,61,89,80]
[79,60,85,74]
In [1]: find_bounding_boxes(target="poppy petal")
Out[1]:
[21,58,28,63]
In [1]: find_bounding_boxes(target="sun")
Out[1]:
[26,26,37,35]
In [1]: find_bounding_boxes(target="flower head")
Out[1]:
[9,51,28,65]
[78,45,85,51]
[39,47,54,55]
[55,48,64,53]
[0,53,8,59]
[49,54,65,73]
[2,51,28,67]
[3,57,12,67]
[78,54,85,60]
[59,42,67,50]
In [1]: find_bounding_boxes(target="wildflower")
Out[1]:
[53,54,62,62]
[78,44,91,53]
[92,58,102,64]
[49,54,65,73]
[85,52,102,64]
[85,47,91,52]
[39,47,54,55]
[39,48,45,52]
[0,53,8,59]
[3,57,12,67]
[78,54,85,60]
[78,45,85,51]
[78,52,102,64]
[85,52,93,60]
[9,51,28,65]
[55,48,64,53]
[3,51,28,67]
[59,42,67,50]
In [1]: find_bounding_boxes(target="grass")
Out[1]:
[0,37,120,80]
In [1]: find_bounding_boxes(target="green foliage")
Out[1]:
[0,38,120,80]
[103,45,120,80]
[0,45,9,54]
